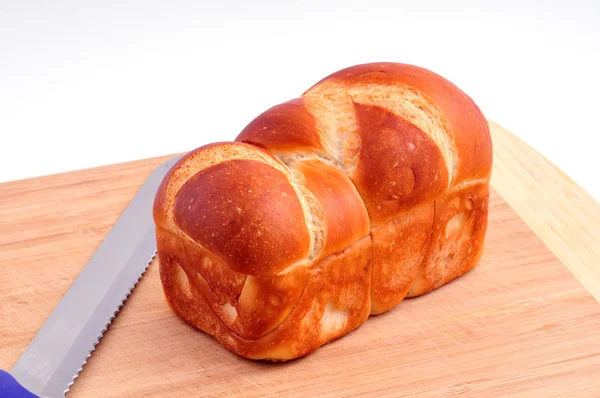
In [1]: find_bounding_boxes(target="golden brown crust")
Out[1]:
[158,228,371,360]
[407,182,490,297]
[305,62,492,184]
[353,103,449,225]
[291,160,370,259]
[174,159,310,276]
[237,98,323,152]
[370,202,434,314]
[153,62,493,361]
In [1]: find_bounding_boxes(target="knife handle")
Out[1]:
[0,370,39,398]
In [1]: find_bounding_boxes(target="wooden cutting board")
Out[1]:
[1,122,599,397]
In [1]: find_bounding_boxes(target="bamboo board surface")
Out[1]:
[1,122,599,397]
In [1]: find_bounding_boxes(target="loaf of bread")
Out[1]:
[153,62,492,361]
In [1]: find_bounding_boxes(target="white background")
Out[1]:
[1,0,599,200]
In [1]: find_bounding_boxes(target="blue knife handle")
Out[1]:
[0,370,39,398]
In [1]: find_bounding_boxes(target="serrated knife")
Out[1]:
[0,155,182,398]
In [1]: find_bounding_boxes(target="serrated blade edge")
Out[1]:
[63,250,157,396]
[10,155,182,398]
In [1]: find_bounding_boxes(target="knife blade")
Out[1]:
[0,155,183,398]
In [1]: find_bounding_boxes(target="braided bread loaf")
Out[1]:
[153,62,492,361]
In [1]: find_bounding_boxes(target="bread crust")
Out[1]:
[153,62,492,361]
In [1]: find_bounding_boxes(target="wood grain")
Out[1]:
[1,122,599,397]
[488,121,600,302]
